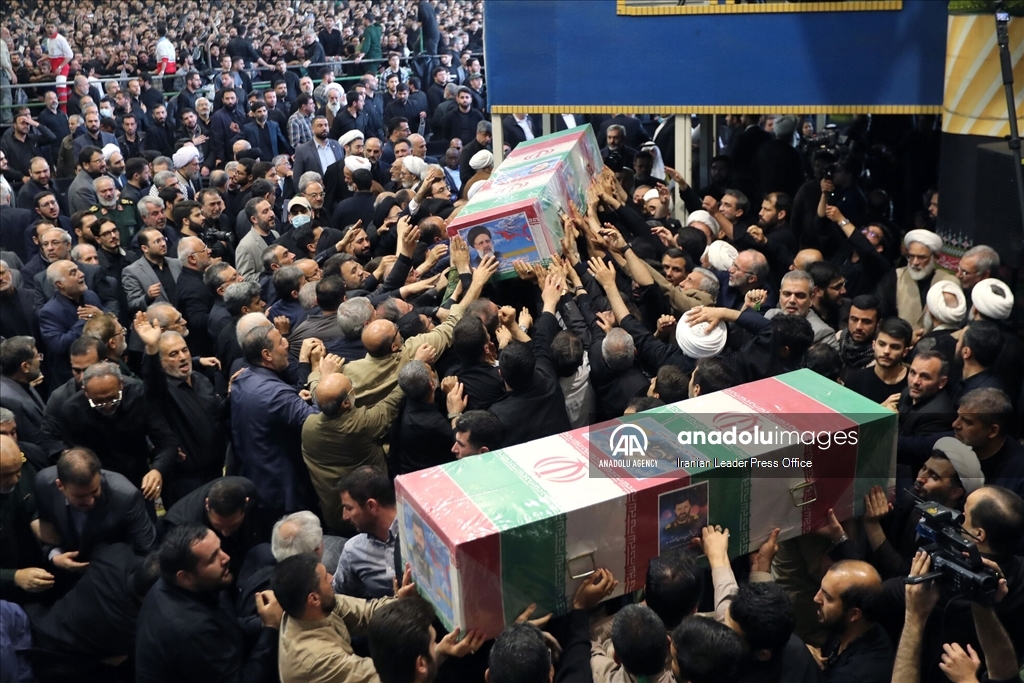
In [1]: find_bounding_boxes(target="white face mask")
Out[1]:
[291,213,311,228]
[100,107,114,118]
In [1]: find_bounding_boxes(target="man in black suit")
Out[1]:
[42,362,177,499]
[26,543,160,680]
[35,448,158,571]
[488,276,572,447]
[389,360,454,476]
[134,524,281,682]
[0,336,47,448]
[894,350,956,469]
[597,114,649,150]
[448,313,506,411]
[164,476,266,579]
[0,260,37,342]
[727,114,771,180]
[0,434,51,602]
[173,236,216,357]
[502,113,541,151]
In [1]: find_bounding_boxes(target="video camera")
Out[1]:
[905,499,1000,607]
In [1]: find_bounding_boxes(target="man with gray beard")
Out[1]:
[134,314,227,500]
[876,229,958,337]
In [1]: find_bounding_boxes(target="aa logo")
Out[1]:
[610,424,648,458]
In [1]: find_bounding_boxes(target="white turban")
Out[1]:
[325,83,344,97]
[925,280,966,325]
[904,229,943,254]
[703,240,738,272]
[971,278,1014,320]
[932,437,984,495]
[469,150,493,170]
[344,155,371,172]
[402,155,427,180]
[642,188,660,203]
[339,129,364,148]
[677,309,728,359]
[101,143,121,162]
[172,145,199,169]
[686,210,720,236]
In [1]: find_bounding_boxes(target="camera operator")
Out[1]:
[819,437,984,579]
[871,485,1024,683]
[893,550,1020,683]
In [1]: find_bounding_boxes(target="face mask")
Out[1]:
[291,213,311,228]
[100,108,113,118]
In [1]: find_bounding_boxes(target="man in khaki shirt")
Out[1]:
[342,238,496,407]
[272,552,416,683]
[301,373,403,531]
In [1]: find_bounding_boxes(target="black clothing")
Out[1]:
[978,436,1024,500]
[163,477,265,578]
[458,137,488,186]
[140,352,226,493]
[135,578,278,683]
[331,192,376,232]
[0,461,44,602]
[819,624,893,683]
[450,362,506,411]
[872,554,1024,683]
[0,286,37,339]
[42,381,178,489]
[28,543,152,675]
[443,108,485,147]
[389,400,455,475]
[897,388,955,438]
[844,367,908,405]
[739,633,823,683]
[489,312,571,447]
[174,267,216,357]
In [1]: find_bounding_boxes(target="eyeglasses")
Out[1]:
[728,264,753,276]
[305,191,325,199]
[88,390,122,410]
[956,267,976,276]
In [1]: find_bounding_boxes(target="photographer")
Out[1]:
[893,551,1019,683]
[819,437,984,579]
[872,486,1024,683]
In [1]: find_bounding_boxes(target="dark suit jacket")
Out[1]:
[898,389,955,439]
[331,192,376,232]
[488,312,571,447]
[729,124,772,178]
[28,543,153,670]
[174,267,216,357]
[32,261,120,316]
[0,375,47,446]
[43,380,179,487]
[209,106,246,167]
[291,138,344,185]
[0,206,35,262]
[502,115,542,151]
[34,468,158,560]
[597,115,650,150]
[450,361,506,411]
[241,120,292,158]
[37,291,104,385]
[388,400,455,475]
[0,284,38,340]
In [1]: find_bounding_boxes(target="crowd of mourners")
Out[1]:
[1,2,1024,683]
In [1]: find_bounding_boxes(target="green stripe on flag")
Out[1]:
[775,369,893,416]
[776,369,897,514]
[443,451,567,624]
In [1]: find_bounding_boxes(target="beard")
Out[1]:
[328,102,341,115]
[908,259,936,282]
[98,195,118,208]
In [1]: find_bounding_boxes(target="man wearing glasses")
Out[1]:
[42,362,177,506]
[956,245,1000,323]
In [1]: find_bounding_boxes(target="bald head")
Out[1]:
[0,435,19,466]
[362,319,400,357]
[816,559,882,635]
[314,373,353,418]
[827,560,881,587]
[0,435,22,493]
[792,249,823,272]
